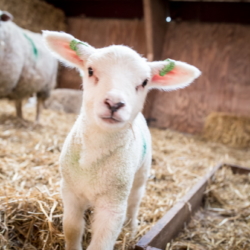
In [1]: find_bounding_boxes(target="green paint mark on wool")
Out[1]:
[159,59,175,76]
[142,138,147,158]
[71,150,80,165]
[141,133,147,160]
[70,39,88,55]
[23,33,38,59]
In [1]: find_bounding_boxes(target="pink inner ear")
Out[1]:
[54,40,84,66]
[152,70,177,84]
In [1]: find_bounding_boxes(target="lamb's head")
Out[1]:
[43,31,201,131]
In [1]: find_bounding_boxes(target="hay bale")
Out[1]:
[203,112,250,148]
[0,0,66,32]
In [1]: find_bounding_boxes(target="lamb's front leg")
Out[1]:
[62,185,87,250]
[126,162,151,237]
[87,201,127,250]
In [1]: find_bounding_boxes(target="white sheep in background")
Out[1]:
[43,30,201,250]
[0,11,58,121]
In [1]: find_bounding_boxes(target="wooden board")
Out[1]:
[142,0,167,119]
[44,0,144,19]
[146,22,250,133]
[143,0,166,61]
[135,163,250,250]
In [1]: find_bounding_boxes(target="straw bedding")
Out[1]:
[0,99,249,250]
[169,166,250,250]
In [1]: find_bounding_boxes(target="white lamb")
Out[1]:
[43,30,201,250]
[0,11,58,121]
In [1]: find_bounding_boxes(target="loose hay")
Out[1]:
[0,100,249,250]
[169,166,250,250]
[203,112,250,149]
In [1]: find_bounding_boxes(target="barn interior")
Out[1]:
[0,0,249,249]
[46,0,250,134]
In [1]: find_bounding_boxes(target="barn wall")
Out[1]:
[147,22,250,134]
[58,17,146,89]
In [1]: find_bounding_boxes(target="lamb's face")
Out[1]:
[82,46,150,130]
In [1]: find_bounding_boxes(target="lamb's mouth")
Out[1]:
[101,116,121,124]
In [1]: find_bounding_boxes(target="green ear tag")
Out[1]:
[70,39,88,52]
[159,59,175,76]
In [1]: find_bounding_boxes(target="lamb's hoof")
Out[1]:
[124,219,138,239]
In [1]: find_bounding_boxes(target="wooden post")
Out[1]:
[143,0,154,61]
[143,0,167,61]
[142,0,167,123]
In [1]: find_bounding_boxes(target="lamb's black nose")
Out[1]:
[104,99,125,113]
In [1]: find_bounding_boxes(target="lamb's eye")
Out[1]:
[88,67,93,77]
[142,79,148,87]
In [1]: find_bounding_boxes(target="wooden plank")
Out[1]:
[142,0,167,122]
[143,0,154,61]
[169,2,250,24]
[149,22,250,133]
[135,163,250,249]
[143,0,166,60]
[229,164,250,175]
[150,0,167,60]
[135,163,221,249]
[44,0,144,19]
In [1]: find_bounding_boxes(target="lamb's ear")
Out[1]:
[148,59,201,91]
[42,31,95,69]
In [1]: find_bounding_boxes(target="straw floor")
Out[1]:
[169,166,250,250]
[0,99,249,250]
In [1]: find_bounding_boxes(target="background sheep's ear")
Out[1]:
[0,11,13,22]
[42,31,95,69]
[148,60,201,91]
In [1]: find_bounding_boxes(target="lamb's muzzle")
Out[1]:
[104,98,125,113]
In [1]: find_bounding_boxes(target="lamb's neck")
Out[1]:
[77,112,134,146]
